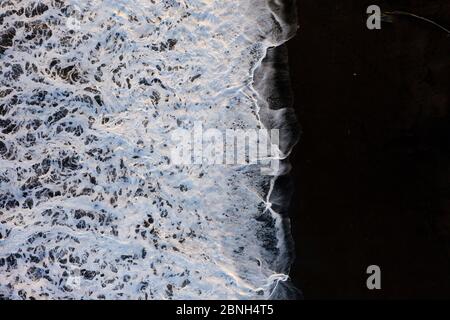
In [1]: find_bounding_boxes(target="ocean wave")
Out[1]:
[0,0,299,299]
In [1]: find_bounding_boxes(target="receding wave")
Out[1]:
[0,0,299,299]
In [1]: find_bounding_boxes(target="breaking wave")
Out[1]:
[0,0,299,299]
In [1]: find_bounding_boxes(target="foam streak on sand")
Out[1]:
[0,0,299,299]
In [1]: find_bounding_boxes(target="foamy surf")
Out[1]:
[0,0,299,299]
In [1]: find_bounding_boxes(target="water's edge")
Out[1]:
[252,0,301,299]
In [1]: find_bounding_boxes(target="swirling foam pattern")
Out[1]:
[0,0,297,299]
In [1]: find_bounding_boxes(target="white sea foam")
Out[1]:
[0,0,298,299]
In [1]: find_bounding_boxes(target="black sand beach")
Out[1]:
[288,0,450,298]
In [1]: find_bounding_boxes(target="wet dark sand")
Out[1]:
[287,0,450,298]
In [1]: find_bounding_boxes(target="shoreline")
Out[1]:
[251,0,301,299]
